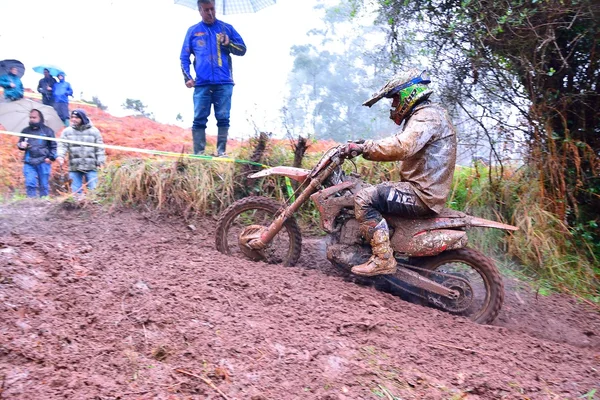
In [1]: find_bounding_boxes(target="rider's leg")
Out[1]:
[353,185,396,276]
[353,183,433,276]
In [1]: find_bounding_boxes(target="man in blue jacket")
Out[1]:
[17,109,57,198]
[180,0,246,156]
[0,66,24,101]
[52,73,73,126]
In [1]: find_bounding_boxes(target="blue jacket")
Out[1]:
[180,19,246,86]
[53,80,73,103]
[0,73,24,101]
[18,124,57,165]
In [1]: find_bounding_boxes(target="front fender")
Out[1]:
[249,166,311,183]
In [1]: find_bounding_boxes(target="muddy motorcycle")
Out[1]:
[215,144,518,324]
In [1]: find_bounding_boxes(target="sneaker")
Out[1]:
[213,152,227,157]
[195,150,205,156]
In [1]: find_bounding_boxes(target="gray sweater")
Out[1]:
[57,124,106,172]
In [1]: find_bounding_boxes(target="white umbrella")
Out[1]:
[0,98,64,134]
[174,0,276,15]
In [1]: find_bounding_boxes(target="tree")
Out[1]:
[122,98,154,119]
[365,0,599,236]
[282,2,397,142]
[91,96,108,111]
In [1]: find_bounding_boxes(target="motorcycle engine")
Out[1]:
[326,218,371,270]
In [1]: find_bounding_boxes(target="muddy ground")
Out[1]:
[0,200,598,399]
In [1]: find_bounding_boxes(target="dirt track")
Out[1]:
[0,200,598,399]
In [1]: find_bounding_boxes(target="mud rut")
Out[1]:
[0,201,598,400]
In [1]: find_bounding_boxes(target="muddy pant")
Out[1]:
[355,182,433,239]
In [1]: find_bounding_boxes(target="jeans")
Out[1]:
[192,84,233,130]
[69,170,98,194]
[53,102,69,124]
[23,162,51,197]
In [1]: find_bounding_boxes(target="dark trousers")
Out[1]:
[355,182,433,238]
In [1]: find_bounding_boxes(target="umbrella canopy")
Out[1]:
[32,65,65,77]
[0,59,26,78]
[174,0,276,15]
[0,99,64,134]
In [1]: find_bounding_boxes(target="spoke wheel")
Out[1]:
[415,248,504,324]
[215,196,302,267]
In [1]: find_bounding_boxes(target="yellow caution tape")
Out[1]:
[0,129,296,200]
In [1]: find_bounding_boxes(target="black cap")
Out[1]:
[71,109,90,125]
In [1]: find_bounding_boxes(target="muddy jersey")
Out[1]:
[361,103,457,213]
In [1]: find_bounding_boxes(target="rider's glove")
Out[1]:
[340,142,364,159]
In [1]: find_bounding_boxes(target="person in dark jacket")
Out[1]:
[180,0,246,156]
[37,69,57,106]
[52,73,73,126]
[17,109,57,198]
[0,66,24,101]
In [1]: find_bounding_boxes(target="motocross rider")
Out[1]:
[340,69,457,277]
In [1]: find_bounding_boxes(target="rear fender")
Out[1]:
[249,166,311,183]
[468,217,518,231]
[391,229,468,257]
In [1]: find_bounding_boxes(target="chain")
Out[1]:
[381,262,474,311]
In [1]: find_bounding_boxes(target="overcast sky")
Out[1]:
[0,0,324,139]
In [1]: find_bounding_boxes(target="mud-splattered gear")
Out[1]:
[355,182,434,241]
[363,69,432,125]
[361,103,456,213]
[351,219,397,276]
[339,142,364,159]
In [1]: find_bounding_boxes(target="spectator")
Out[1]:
[17,109,57,198]
[0,66,24,101]
[57,109,105,195]
[37,68,57,106]
[53,73,73,126]
[180,0,246,156]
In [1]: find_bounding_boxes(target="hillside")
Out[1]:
[0,92,336,196]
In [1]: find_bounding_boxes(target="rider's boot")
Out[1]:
[351,219,397,276]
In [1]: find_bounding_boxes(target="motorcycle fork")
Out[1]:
[257,164,337,246]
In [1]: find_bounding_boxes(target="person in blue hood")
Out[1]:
[52,73,73,126]
[0,66,24,101]
[17,109,57,198]
[180,0,246,156]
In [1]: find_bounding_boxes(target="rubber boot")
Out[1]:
[215,126,228,156]
[192,128,206,155]
[351,219,397,276]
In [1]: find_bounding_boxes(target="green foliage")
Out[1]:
[91,96,108,111]
[122,98,154,120]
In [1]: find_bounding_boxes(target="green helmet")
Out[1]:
[363,69,432,124]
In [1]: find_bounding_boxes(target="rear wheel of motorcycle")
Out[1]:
[415,248,504,324]
[215,196,302,267]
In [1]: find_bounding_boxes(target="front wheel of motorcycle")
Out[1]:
[215,196,302,267]
[414,248,504,324]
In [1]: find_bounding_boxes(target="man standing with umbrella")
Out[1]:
[0,66,24,101]
[52,72,73,126]
[37,69,57,106]
[17,109,57,198]
[180,0,246,156]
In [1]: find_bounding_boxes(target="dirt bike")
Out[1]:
[215,144,518,324]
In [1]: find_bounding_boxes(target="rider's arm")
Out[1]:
[362,108,440,162]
